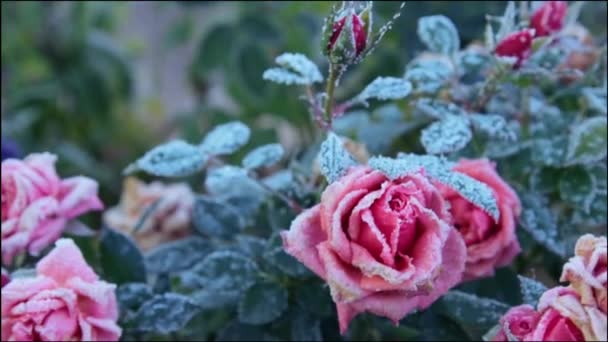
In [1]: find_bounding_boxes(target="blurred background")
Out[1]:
[2,1,607,207]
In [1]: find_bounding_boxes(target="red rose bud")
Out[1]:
[530,1,568,37]
[495,29,534,67]
[327,13,368,60]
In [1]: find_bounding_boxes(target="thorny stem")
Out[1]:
[323,63,339,127]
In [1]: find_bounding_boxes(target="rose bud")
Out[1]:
[325,6,371,65]
[531,1,568,37]
[495,29,535,68]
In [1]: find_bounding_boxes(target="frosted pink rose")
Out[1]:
[1,153,103,265]
[1,238,121,341]
[438,159,521,281]
[561,234,607,314]
[493,304,540,341]
[282,166,466,334]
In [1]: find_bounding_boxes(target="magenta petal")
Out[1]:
[35,308,78,341]
[416,228,466,309]
[37,238,98,284]
[330,189,368,263]
[1,277,57,317]
[281,205,327,279]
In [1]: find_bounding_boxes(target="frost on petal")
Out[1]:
[37,238,98,284]
[58,176,104,219]
[281,205,327,279]
[317,242,367,304]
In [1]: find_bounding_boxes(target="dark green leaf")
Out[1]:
[99,227,146,285]
[238,282,288,325]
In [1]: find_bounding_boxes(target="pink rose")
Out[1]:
[438,159,521,281]
[1,238,121,341]
[531,287,605,341]
[1,153,103,265]
[530,1,568,37]
[561,234,607,314]
[492,304,540,341]
[1,268,9,288]
[281,166,466,334]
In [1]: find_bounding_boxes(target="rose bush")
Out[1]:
[1,153,103,265]
[1,239,121,341]
[282,165,466,333]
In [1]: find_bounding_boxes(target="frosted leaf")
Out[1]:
[582,88,607,115]
[353,77,412,105]
[193,196,244,239]
[530,137,567,167]
[242,143,285,170]
[405,59,453,94]
[417,15,460,55]
[193,251,259,302]
[519,193,566,257]
[235,235,266,260]
[262,52,322,85]
[415,98,467,120]
[421,115,472,154]
[565,116,607,165]
[126,140,208,177]
[264,232,312,277]
[558,166,595,212]
[217,320,277,341]
[191,288,240,309]
[496,1,516,42]
[397,153,498,220]
[368,156,425,180]
[484,21,496,50]
[440,290,510,331]
[470,114,517,141]
[291,310,323,342]
[117,283,154,311]
[200,121,251,155]
[145,237,213,274]
[318,132,358,183]
[99,228,146,284]
[518,275,547,307]
[205,166,266,219]
[262,170,294,192]
[131,293,200,334]
[238,282,288,325]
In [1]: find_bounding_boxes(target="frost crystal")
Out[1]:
[565,116,607,165]
[470,114,517,141]
[194,251,259,300]
[405,60,453,94]
[193,196,244,239]
[415,98,467,120]
[131,293,200,334]
[421,115,472,155]
[242,143,285,170]
[441,290,510,326]
[417,15,460,55]
[128,140,208,177]
[145,237,212,274]
[263,52,323,85]
[353,77,412,105]
[318,132,358,183]
[200,121,251,156]
[518,275,547,307]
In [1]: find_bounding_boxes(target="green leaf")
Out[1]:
[200,121,251,156]
[294,282,333,317]
[99,227,146,285]
[565,116,607,165]
[193,251,259,303]
[238,282,288,325]
[318,132,358,183]
[438,290,510,340]
[405,59,453,94]
[353,77,412,105]
[193,196,244,239]
[191,24,234,79]
[421,115,472,154]
[130,293,200,334]
[559,166,595,211]
[235,235,266,260]
[417,15,460,55]
[519,193,565,257]
[518,275,547,308]
[242,143,285,170]
[414,98,467,120]
[145,237,213,274]
[291,309,322,342]
[530,136,568,167]
[470,114,516,141]
[262,52,323,85]
[125,140,208,177]
[264,232,312,277]
[217,320,279,341]
[117,283,154,311]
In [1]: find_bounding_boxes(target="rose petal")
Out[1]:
[85,316,123,341]
[281,205,327,278]
[1,277,57,317]
[317,242,367,303]
[58,176,104,219]
[330,189,368,263]
[35,308,78,341]
[37,238,98,284]
[66,277,118,320]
